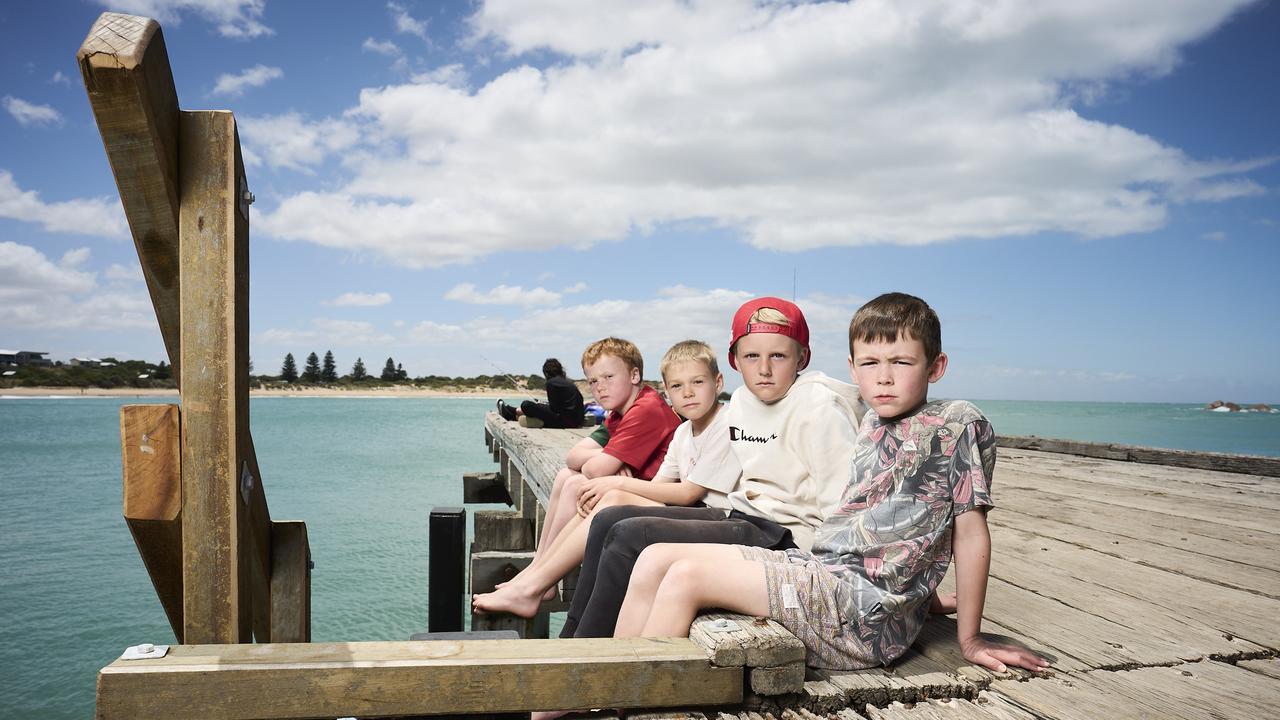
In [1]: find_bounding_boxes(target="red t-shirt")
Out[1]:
[603,385,681,479]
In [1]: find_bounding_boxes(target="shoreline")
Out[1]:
[1,385,528,399]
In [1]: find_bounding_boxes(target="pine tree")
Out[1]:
[351,357,367,381]
[396,362,408,381]
[153,360,171,380]
[280,353,298,382]
[302,352,321,383]
[321,350,337,383]
[381,357,398,381]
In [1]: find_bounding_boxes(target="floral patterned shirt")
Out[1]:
[802,399,996,665]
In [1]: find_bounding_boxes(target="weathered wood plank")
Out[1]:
[865,693,1036,719]
[473,510,535,552]
[998,434,1280,477]
[1237,657,1280,681]
[990,660,1280,720]
[990,524,1280,650]
[464,471,512,504]
[178,110,255,643]
[268,520,309,643]
[120,403,183,640]
[78,12,183,375]
[690,613,806,668]
[471,550,536,594]
[95,638,744,719]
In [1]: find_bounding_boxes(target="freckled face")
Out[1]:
[585,354,640,412]
[849,335,947,420]
[662,360,722,424]
[733,333,804,404]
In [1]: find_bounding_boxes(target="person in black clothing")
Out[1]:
[498,358,585,428]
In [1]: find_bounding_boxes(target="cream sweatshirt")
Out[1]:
[724,371,866,551]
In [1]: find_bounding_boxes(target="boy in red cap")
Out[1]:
[557,296,866,639]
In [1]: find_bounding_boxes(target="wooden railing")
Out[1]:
[80,11,310,645]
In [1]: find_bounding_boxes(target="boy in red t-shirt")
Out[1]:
[531,337,681,575]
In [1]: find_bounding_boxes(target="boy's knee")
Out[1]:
[562,473,586,494]
[602,517,648,557]
[597,488,629,508]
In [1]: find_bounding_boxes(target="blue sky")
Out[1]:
[2,0,1277,402]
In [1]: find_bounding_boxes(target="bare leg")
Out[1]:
[536,467,577,553]
[539,471,586,554]
[474,490,661,617]
[616,544,769,638]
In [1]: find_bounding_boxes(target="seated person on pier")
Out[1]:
[612,293,1051,674]
[474,340,735,617]
[497,358,586,429]
[560,297,866,638]
[518,337,682,600]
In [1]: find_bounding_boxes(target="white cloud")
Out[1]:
[105,263,144,282]
[257,318,395,349]
[255,0,1268,268]
[0,241,153,330]
[100,0,273,39]
[445,282,565,307]
[410,286,861,381]
[363,37,401,56]
[562,282,588,294]
[211,64,283,97]
[389,1,429,40]
[0,170,128,239]
[51,71,73,87]
[330,291,393,306]
[3,96,63,127]
[239,113,359,172]
[1202,230,1227,242]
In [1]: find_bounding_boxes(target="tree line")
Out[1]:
[278,351,408,383]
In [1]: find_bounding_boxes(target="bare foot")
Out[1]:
[472,582,547,618]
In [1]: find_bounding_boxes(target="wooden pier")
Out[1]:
[478,414,1280,719]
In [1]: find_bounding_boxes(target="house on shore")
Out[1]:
[0,350,53,367]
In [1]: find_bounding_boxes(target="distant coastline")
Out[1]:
[2,385,522,399]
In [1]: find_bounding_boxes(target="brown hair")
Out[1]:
[848,292,942,363]
[581,337,644,379]
[660,340,719,380]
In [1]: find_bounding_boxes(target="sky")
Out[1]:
[1,0,1277,403]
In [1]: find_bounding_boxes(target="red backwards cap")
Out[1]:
[727,296,810,371]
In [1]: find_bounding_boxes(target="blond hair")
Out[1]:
[660,340,719,381]
[750,307,790,325]
[581,337,644,379]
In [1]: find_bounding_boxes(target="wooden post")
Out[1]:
[269,521,310,642]
[77,13,182,376]
[428,507,466,633]
[120,404,183,640]
[178,109,254,643]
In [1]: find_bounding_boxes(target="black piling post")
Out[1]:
[428,506,466,633]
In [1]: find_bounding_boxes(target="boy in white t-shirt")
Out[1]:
[472,340,738,618]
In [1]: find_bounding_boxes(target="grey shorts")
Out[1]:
[739,546,878,670]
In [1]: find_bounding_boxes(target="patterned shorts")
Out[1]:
[739,546,878,670]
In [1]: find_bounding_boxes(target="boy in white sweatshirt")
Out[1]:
[560,297,865,638]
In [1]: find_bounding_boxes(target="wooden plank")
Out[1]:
[998,434,1280,477]
[689,613,806,668]
[989,524,1280,650]
[750,662,806,695]
[464,471,512,504]
[1001,450,1280,510]
[990,661,1280,720]
[997,466,1280,536]
[95,638,743,719]
[991,508,1280,600]
[473,510,535,552]
[77,12,182,375]
[996,484,1279,570]
[120,403,183,641]
[268,521,309,643]
[178,110,255,644]
[471,550,536,594]
[1237,657,1280,681]
[865,693,1036,719]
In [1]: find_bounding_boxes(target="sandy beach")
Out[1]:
[2,385,528,399]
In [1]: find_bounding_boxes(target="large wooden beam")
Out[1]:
[78,12,182,375]
[96,638,743,719]
[268,521,310,642]
[178,109,257,643]
[121,404,183,641]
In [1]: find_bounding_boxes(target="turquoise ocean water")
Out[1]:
[1,396,1276,718]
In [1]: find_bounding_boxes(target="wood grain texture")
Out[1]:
[998,434,1280,477]
[120,403,182,640]
[78,12,182,375]
[268,521,310,643]
[178,110,252,643]
[96,638,742,719]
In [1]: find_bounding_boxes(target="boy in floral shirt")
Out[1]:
[612,293,1049,674]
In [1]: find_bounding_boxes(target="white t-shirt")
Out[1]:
[654,402,739,512]
[724,371,866,552]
